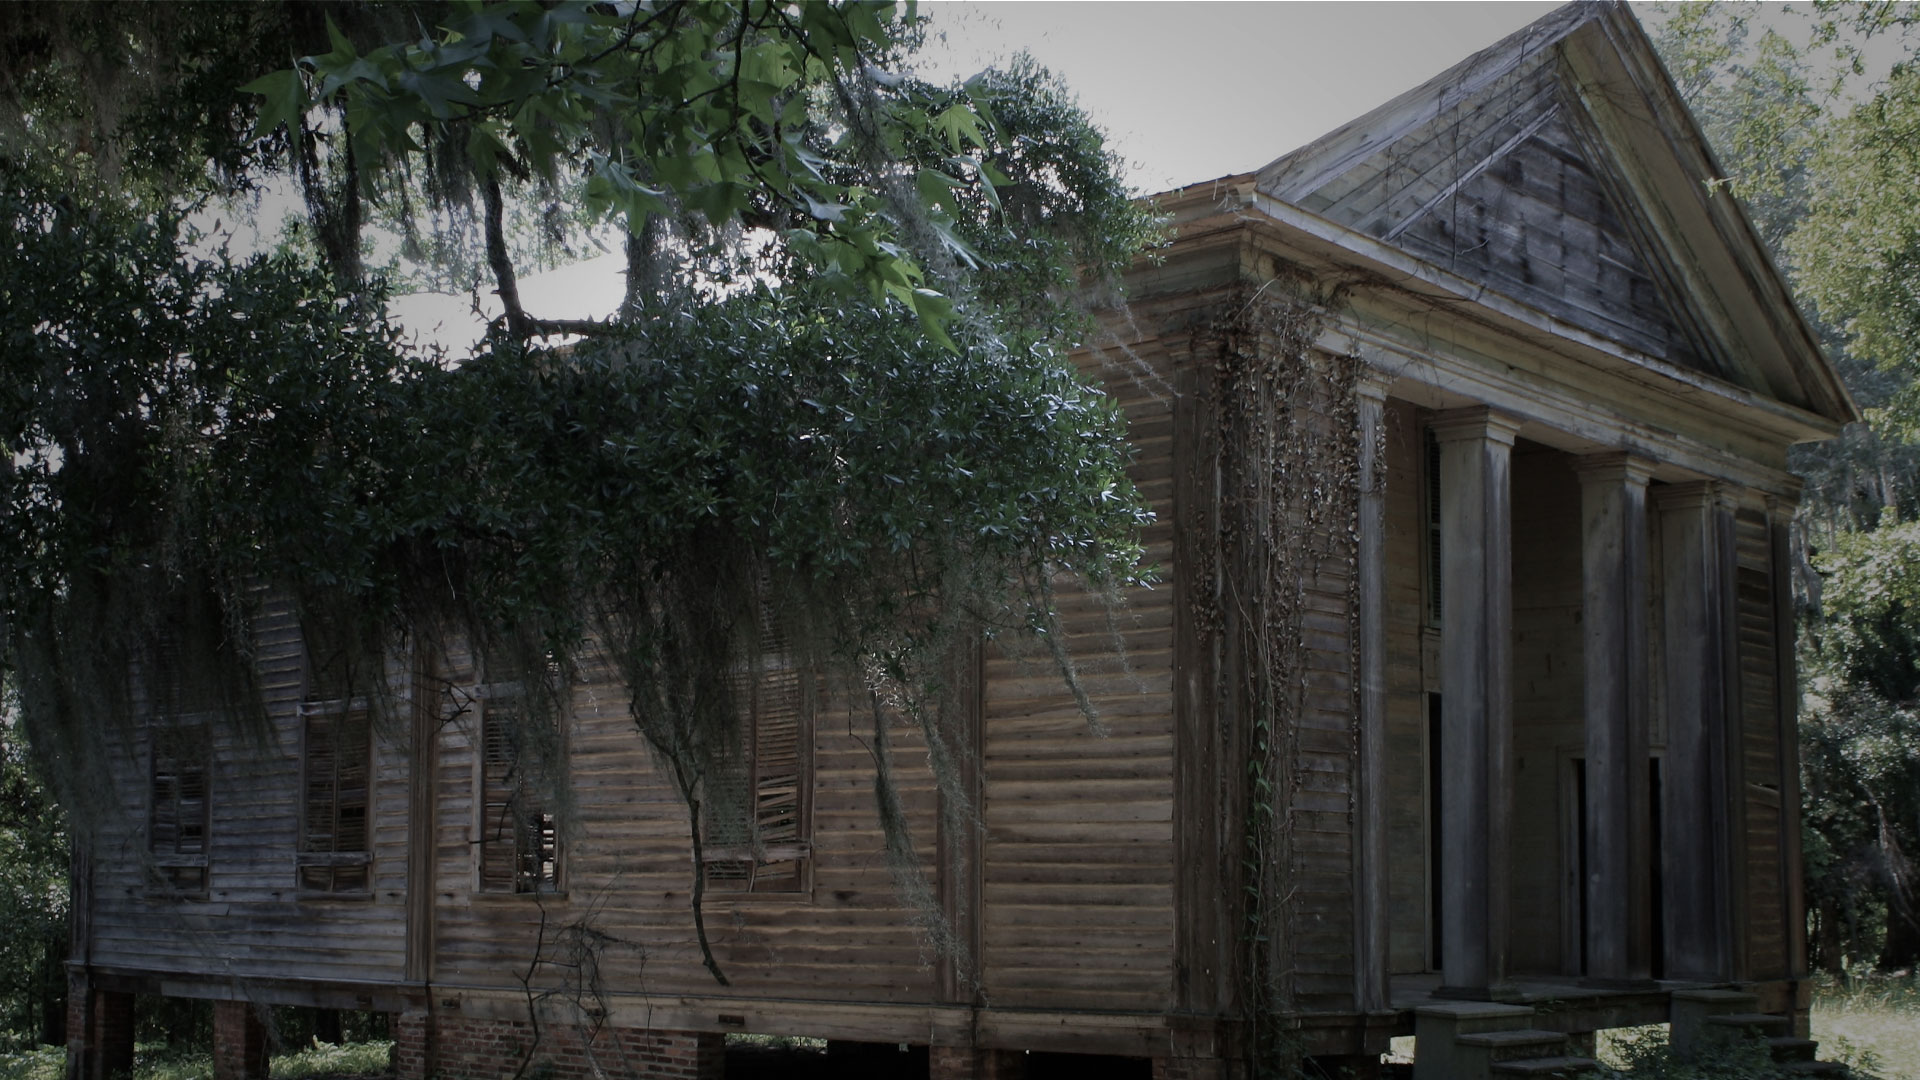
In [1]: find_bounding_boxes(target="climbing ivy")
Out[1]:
[1201,281,1362,1076]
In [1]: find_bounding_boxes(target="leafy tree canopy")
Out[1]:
[0,0,1160,983]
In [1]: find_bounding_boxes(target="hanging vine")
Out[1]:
[1,1,1164,990]
[1206,275,1363,1076]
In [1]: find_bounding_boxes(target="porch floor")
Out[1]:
[1387,973,1727,1035]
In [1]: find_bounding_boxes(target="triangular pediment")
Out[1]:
[1253,1,1855,425]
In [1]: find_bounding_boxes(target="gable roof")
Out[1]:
[1253,0,1856,426]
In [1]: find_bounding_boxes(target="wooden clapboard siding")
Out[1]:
[979,343,1178,1013]
[1289,498,1359,1014]
[1391,104,1709,374]
[1507,443,1585,975]
[1734,510,1788,979]
[86,600,414,985]
[1382,400,1431,975]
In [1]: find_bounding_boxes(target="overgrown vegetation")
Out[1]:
[0,0,1158,995]
[0,713,64,1052]
[1203,285,1362,1075]
[0,1037,394,1080]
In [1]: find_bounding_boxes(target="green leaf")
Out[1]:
[240,68,306,140]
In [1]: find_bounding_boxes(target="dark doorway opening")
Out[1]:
[1427,692,1444,972]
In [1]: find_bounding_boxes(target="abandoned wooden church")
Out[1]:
[66,3,1858,1078]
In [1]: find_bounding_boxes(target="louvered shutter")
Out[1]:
[301,709,371,892]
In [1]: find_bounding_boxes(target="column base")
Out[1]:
[1431,983,1527,1003]
[1578,976,1660,992]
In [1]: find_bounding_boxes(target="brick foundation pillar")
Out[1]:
[633,1029,722,1080]
[391,1012,430,1080]
[212,1001,269,1080]
[64,980,133,1080]
[929,1046,1024,1080]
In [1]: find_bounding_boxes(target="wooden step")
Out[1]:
[1456,1029,1569,1063]
[1705,1012,1791,1036]
[1781,1061,1849,1076]
[1766,1036,1819,1063]
[1490,1057,1600,1078]
[1670,988,1760,1009]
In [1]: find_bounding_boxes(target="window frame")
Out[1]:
[469,679,566,898]
[295,645,376,900]
[147,715,212,898]
[699,644,815,900]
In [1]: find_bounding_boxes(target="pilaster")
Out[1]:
[1352,367,1393,1012]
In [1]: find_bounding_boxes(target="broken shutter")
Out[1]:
[299,708,372,894]
[149,720,210,893]
[704,606,810,894]
[478,699,560,894]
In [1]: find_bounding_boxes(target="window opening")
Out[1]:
[297,624,374,895]
[703,603,811,894]
[476,688,561,894]
[149,719,210,893]
[146,629,214,895]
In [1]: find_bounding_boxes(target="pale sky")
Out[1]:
[390,1,1582,350]
[914,1,1567,194]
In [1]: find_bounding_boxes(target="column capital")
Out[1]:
[1429,406,1523,447]
[1650,479,1732,513]
[1765,490,1802,522]
[1572,450,1657,488]
[1354,364,1395,405]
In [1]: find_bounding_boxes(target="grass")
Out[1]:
[0,1040,392,1080]
[1811,971,1920,1080]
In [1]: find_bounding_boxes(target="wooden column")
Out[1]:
[1769,493,1810,983]
[1574,452,1655,986]
[1652,482,1735,981]
[1429,406,1521,999]
[1352,369,1393,1012]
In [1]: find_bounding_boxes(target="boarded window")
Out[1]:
[477,699,561,894]
[149,719,210,893]
[298,709,372,894]
[703,616,810,894]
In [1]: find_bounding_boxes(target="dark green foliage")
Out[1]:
[0,721,65,1050]
[1802,524,1920,969]
[0,65,1153,973]
[1596,1026,1836,1080]
[0,0,1162,996]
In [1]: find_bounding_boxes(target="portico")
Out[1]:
[1360,362,1810,1000]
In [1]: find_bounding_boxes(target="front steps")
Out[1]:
[1408,989,1851,1078]
[1669,989,1849,1076]
[1411,1002,1598,1080]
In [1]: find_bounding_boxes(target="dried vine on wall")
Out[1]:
[1206,278,1363,1073]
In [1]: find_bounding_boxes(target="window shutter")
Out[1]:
[150,722,209,863]
[479,707,518,892]
[477,698,561,894]
[704,600,810,894]
[301,709,371,893]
